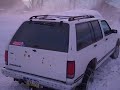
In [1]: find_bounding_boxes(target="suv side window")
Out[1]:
[101,20,111,36]
[76,22,94,51]
[91,20,103,41]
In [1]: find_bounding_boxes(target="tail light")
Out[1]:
[67,61,75,79]
[5,50,8,65]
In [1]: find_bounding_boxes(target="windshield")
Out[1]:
[11,21,69,52]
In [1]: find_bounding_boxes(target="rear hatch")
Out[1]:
[7,21,69,82]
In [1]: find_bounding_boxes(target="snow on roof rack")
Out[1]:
[68,15,95,21]
[29,15,71,21]
[29,15,95,21]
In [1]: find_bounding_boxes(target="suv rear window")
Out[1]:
[11,21,69,52]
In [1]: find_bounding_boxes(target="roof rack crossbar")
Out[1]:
[68,15,95,21]
[29,15,95,21]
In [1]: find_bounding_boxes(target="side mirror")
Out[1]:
[111,29,118,33]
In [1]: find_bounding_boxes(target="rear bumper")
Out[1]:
[1,68,75,90]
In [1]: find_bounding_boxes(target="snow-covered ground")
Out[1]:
[89,57,120,90]
[0,13,120,90]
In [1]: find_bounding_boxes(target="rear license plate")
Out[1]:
[24,78,40,88]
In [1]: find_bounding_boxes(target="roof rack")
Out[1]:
[29,15,95,21]
[29,15,70,21]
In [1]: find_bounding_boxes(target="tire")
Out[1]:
[29,87,44,90]
[111,45,119,59]
[30,87,53,90]
[76,67,95,90]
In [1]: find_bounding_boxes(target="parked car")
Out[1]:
[1,9,120,90]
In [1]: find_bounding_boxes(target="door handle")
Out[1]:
[94,44,97,47]
[10,52,14,54]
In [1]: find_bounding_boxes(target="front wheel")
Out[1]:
[111,45,119,59]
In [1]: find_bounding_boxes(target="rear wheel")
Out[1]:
[111,45,119,59]
[76,68,94,90]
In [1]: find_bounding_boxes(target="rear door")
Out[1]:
[89,20,106,65]
[75,22,96,79]
[7,21,69,82]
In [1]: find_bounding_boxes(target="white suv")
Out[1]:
[1,10,120,90]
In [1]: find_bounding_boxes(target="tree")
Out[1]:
[69,0,81,9]
[27,0,43,8]
[0,0,24,9]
